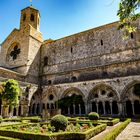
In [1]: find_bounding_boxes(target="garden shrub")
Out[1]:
[50,115,68,132]
[88,112,99,120]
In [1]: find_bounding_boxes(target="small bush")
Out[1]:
[50,115,68,132]
[88,112,99,120]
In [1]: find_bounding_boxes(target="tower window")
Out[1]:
[23,14,26,21]
[44,56,48,66]
[30,14,34,21]
[101,39,103,45]
[71,47,73,53]
[130,32,134,39]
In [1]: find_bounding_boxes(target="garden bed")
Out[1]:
[0,122,107,140]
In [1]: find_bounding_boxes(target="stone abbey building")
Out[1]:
[0,6,140,117]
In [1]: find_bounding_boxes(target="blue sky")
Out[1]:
[0,0,120,43]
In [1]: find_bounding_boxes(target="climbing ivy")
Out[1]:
[0,79,21,107]
[57,94,84,108]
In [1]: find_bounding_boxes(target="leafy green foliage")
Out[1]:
[118,0,140,36]
[88,112,99,120]
[50,115,68,132]
[1,79,20,107]
[57,94,84,108]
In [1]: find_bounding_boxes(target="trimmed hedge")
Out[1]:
[0,123,106,140]
[0,135,20,140]
[99,118,120,126]
[103,118,131,140]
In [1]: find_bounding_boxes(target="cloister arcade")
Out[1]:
[28,81,140,117]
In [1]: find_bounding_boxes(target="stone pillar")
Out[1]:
[85,103,88,115]
[40,103,43,114]
[118,102,123,116]
[132,101,135,116]
[123,102,126,116]
[96,102,99,114]
[89,102,92,113]
[68,107,70,115]
[10,106,14,117]
[110,102,113,115]
[103,102,105,115]
[79,104,81,116]
[20,105,23,116]
[1,105,3,116]
[16,107,19,116]
[73,104,75,115]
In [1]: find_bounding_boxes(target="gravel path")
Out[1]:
[116,122,140,140]
[89,123,120,140]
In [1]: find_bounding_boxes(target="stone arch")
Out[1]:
[61,87,85,100]
[88,83,120,115]
[121,80,140,100]
[60,87,86,116]
[121,80,140,117]
[88,83,120,101]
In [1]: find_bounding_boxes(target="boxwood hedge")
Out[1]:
[0,123,106,140]
[103,118,131,140]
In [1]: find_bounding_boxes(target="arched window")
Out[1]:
[30,14,34,21]
[44,56,48,66]
[101,39,103,45]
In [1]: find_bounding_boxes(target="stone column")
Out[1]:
[10,106,14,117]
[68,107,70,115]
[132,102,135,116]
[1,105,3,116]
[103,102,105,115]
[110,102,113,115]
[85,103,88,115]
[123,102,126,116]
[79,104,81,116]
[20,105,23,116]
[89,102,92,113]
[73,104,76,115]
[96,102,99,114]
[40,103,43,114]
[16,107,19,116]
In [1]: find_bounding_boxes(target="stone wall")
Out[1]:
[41,20,140,85]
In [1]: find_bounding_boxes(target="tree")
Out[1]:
[118,0,140,35]
[0,79,21,107]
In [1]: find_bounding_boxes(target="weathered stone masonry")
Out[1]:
[1,6,140,117]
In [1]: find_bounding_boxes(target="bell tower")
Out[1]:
[20,6,40,31]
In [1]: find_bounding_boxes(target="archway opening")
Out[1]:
[58,93,85,116]
[134,100,140,114]
[32,103,35,115]
[112,101,118,114]
[126,100,133,117]
[92,102,97,112]
[98,101,104,114]
[36,103,40,115]
[13,108,16,116]
[105,101,111,114]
